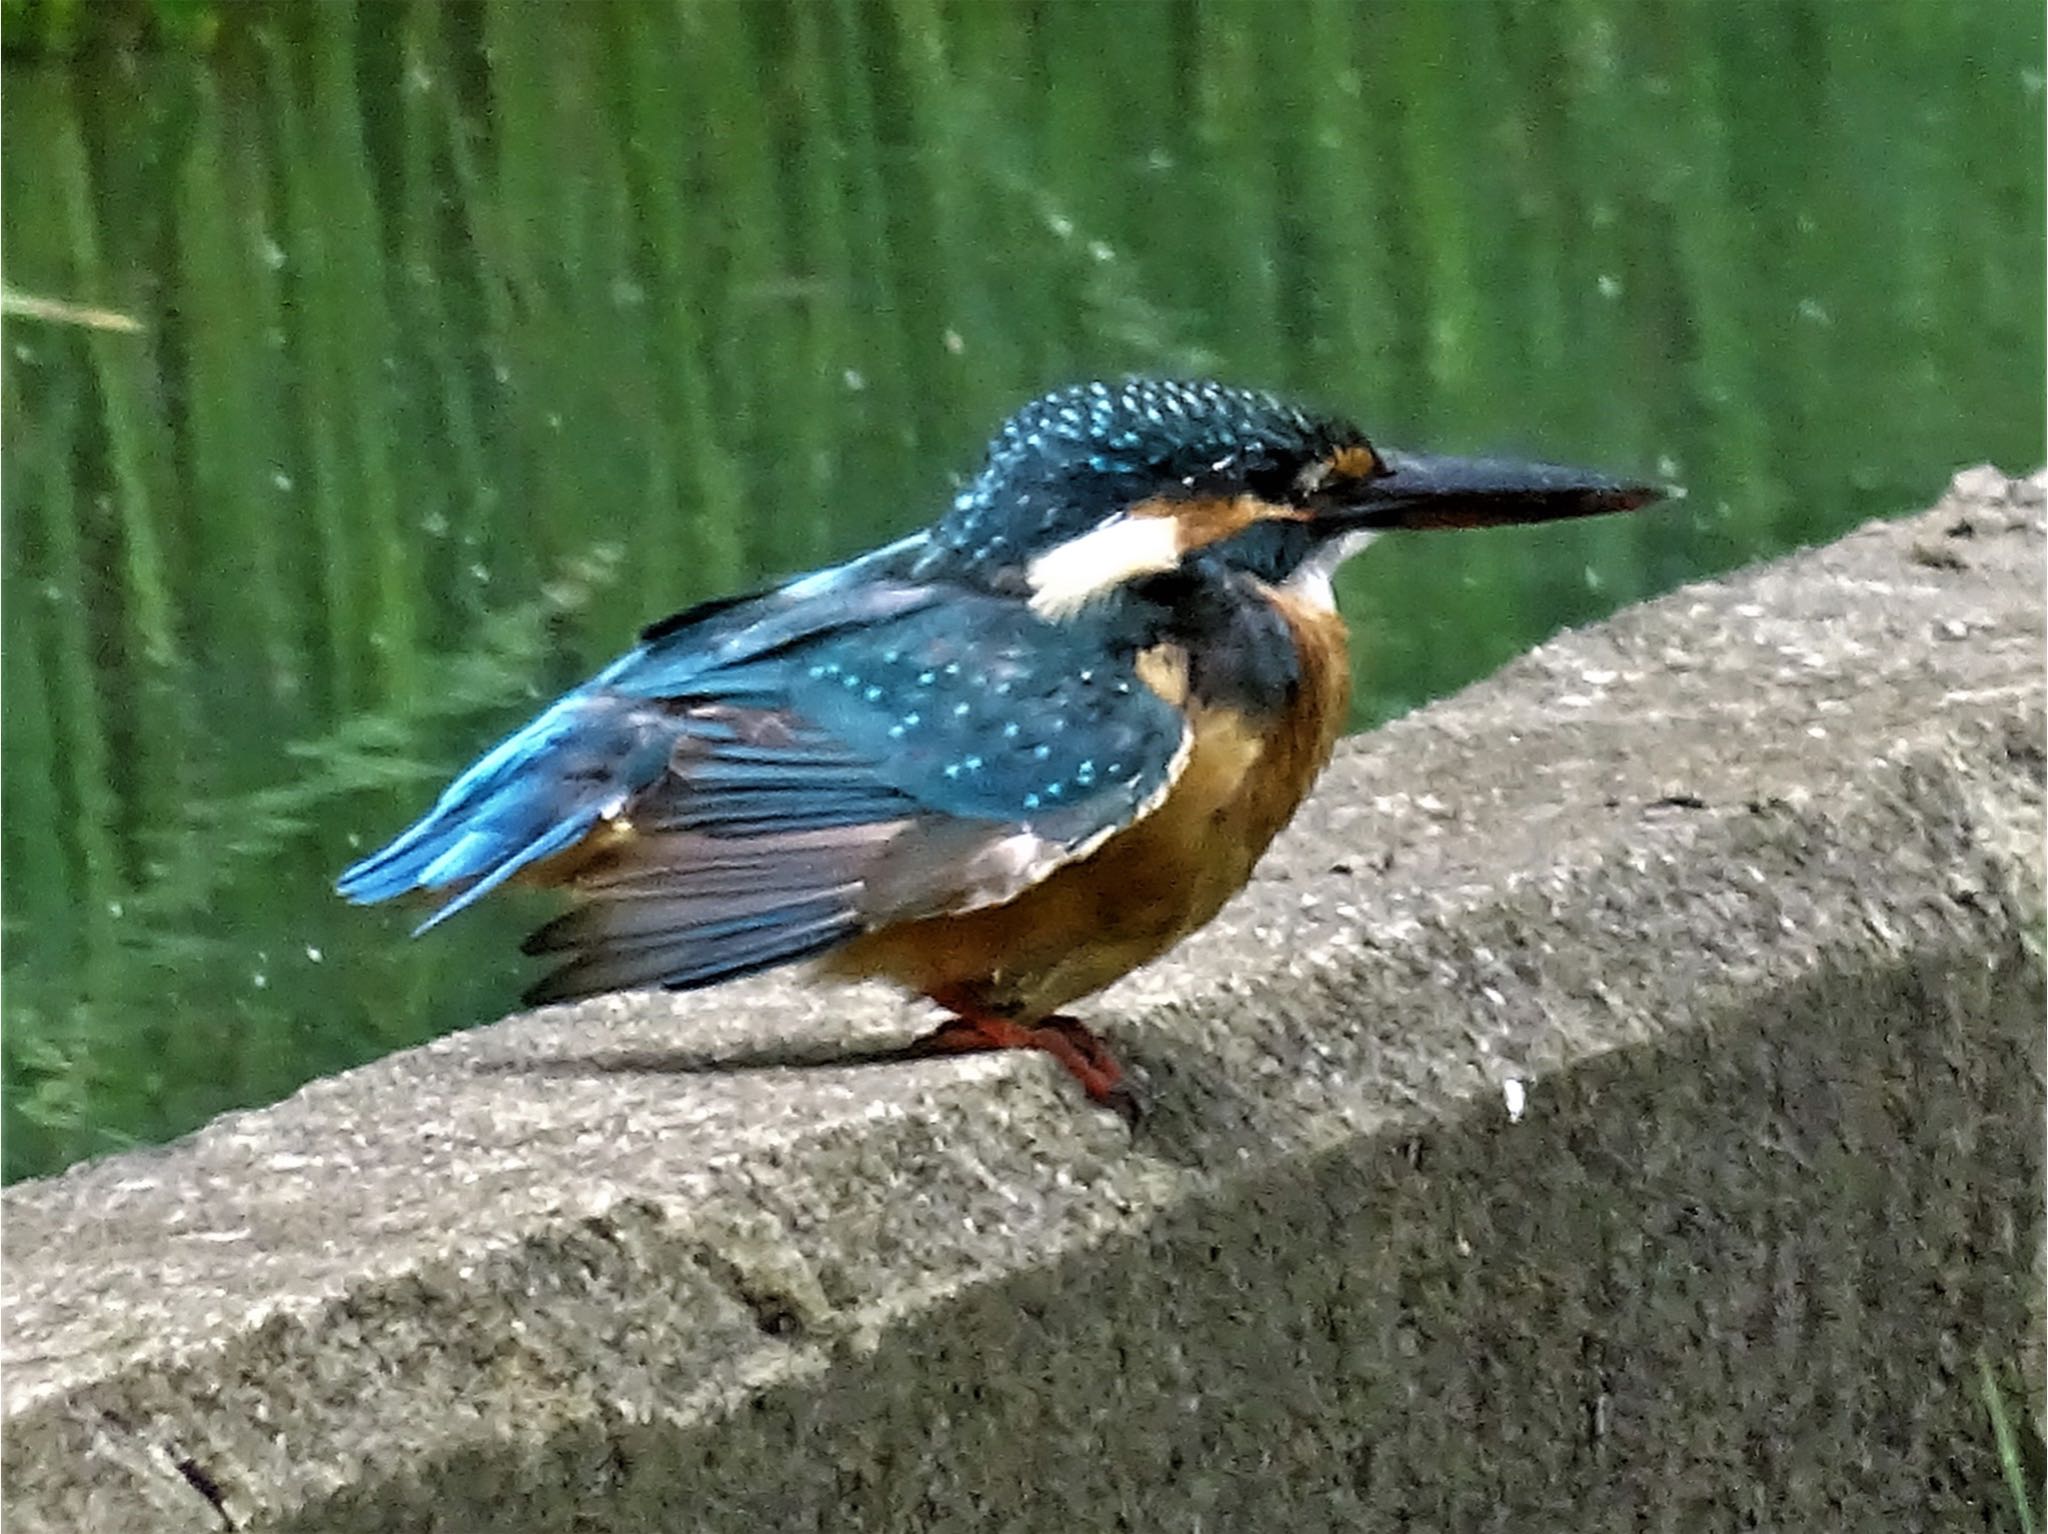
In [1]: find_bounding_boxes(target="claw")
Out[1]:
[910,1009,1138,1121]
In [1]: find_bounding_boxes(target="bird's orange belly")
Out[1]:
[823,601,1352,1020]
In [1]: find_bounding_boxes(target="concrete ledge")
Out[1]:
[6,472,2043,1531]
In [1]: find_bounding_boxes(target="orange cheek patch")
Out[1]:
[1130,494,1308,554]
[1325,444,1382,483]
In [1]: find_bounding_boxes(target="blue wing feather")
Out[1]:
[339,545,1185,1001]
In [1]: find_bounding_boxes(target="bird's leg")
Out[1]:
[911,996,1139,1123]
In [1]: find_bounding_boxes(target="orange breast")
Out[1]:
[823,591,1353,1021]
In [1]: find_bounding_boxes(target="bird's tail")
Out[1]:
[336,692,677,932]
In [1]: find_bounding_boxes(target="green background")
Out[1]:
[3,0,2041,1180]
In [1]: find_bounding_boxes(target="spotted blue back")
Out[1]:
[748,598,1179,825]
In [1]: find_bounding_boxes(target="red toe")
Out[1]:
[910,1008,1134,1118]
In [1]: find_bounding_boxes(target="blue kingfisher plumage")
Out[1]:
[339,379,1660,1114]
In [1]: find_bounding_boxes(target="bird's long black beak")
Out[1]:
[1328,448,1666,531]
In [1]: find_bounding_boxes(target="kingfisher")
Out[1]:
[339,379,1659,1115]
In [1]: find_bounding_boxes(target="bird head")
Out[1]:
[920,378,1662,619]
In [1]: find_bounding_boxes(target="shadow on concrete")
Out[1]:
[471,1038,934,1079]
[465,1023,1276,1165]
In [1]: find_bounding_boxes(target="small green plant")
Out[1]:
[1979,1352,2041,1534]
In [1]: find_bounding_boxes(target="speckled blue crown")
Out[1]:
[921,378,1363,578]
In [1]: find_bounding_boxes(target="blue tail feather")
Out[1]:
[408,814,598,934]
[336,691,673,923]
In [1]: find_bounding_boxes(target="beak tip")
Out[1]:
[1604,480,1673,512]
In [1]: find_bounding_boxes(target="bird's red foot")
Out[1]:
[912,1011,1140,1123]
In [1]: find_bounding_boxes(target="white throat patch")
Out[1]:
[1027,514,1183,621]
[1284,529,1378,612]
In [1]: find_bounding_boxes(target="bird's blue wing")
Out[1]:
[338,566,1187,1002]
[334,544,937,926]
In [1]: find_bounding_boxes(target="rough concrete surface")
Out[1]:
[5,470,2043,1532]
